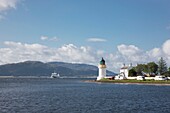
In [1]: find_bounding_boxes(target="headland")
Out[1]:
[86,79,170,86]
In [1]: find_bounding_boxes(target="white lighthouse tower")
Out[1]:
[97,57,106,81]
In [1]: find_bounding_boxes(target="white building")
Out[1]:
[114,73,126,80]
[97,58,106,81]
[115,64,133,80]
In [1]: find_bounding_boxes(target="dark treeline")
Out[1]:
[129,57,170,77]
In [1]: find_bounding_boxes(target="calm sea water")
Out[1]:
[0,78,170,113]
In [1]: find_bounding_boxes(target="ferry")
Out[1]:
[50,72,60,78]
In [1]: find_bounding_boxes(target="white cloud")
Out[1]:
[148,48,161,57]
[87,38,107,42]
[1,39,170,73]
[40,36,48,40]
[50,37,59,41]
[116,44,149,63]
[0,0,18,11]
[146,48,162,63]
[40,36,59,42]
[117,44,141,56]
[93,40,170,72]
[0,0,20,19]
[97,50,105,56]
[57,44,95,63]
[1,41,48,64]
[0,41,96,65]
[162,39,170,56]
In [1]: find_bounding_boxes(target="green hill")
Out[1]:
[0,61,115,77]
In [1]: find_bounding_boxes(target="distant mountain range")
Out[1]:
[0,61,115,77]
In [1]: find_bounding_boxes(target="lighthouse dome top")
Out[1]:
[100,57,105,65]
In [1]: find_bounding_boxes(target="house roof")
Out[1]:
[121,66,129,69]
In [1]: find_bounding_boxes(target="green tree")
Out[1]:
[165,67,170,77]
[158,57,167,75]
[147,62,158,75]
[135,64,144,76]
[142,64,149,73]
[129,68,137,77]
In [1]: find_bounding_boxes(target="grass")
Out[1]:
[97,78,170,84]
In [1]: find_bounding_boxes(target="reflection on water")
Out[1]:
[0,78,170,113]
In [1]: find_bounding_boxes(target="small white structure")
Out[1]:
[115,73,126,80]
[136,76,145,80]
[97,58,106,81]
[154,76,167,81]
[120,63,133,79]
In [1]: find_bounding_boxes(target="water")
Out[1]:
[0,78,170,113]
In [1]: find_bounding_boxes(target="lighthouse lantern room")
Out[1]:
[97,57,106,81]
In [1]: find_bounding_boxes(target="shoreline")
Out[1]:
[85,80,170,86]
[0,76,15,78]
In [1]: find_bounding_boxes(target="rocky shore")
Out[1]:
[85,79,170,86]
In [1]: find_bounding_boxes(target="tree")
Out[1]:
[142,64,149,73]
[158,57,167,75]
[129,68,137,77]
[135,64,145,76]
[165,67,170,77]
[147,62,158,75]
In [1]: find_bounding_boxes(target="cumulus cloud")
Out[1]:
[0,41,96,65]
[1,39,170,73]
[57,44,95,63]
[109,39,170,71]
[148,48,162,57]
[117,44,150,63]
[162,39,170,56]
[87,38,107,42]
[0,0,20,19]
[117,44,141,56]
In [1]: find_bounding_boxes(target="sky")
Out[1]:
[0,0,170,72]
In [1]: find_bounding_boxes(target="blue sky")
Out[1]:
[0,0,170,72]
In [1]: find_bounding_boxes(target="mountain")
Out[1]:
[0,61,115,77]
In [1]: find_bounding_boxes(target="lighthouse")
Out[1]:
[97,57,106,81]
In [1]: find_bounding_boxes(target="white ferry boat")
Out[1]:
[50,72,60,78]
